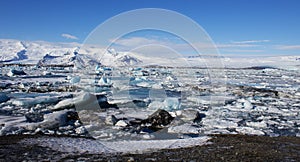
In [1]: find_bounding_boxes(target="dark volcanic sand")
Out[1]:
[0,134,299,161]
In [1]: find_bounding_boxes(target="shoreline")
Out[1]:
[1,134,299,161]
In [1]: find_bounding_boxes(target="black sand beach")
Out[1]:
[1,134,299,161]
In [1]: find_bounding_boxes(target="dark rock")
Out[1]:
[142,109,174,131]
[66,111,79,125]
[0,93,10,103]
[96,95,108,102]
[133,100,150,107]
[9,69,27,76]
[97,95,118,109]
[98,102,118,109]
[225,99,235,105]
[119,110,174,133]
[0,83,12,89]
[140,127,155,133]
[239,85,279,97]
[25,113,44,123]
[194,113,206,123]
[129,119,143,125]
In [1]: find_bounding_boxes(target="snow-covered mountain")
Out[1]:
[0,39,299,70]
[0,39,80,64]
[37,50,101,68]
[0,39,143,68]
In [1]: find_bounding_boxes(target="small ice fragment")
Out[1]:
[70,76,81,84]
[115,120,128,127]
[163,97,180,110]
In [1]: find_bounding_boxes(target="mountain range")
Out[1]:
[0,39,299,70]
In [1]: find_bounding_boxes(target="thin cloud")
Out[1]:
[223,49,264,53]
[232,40,270,44]
[61,33,78,40]
[111,37,161,47]
[216,43,260,48]
[277,45,300,50]
[112,37,259,50]
[110,36,264,57]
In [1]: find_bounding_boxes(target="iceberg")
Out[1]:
[53,92,96,110]
[163,97,181,110]
[148,97,181,111]
[12,96,59,107]
[129,76,155,88]
[98,77,112,86]
[53,92,117,111]
[69,76,81,84]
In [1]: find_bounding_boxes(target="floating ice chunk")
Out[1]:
[19,110,78,131]
[129,77,143,85]
[105,115,118,125]
[131,67,142,71]
[133,70,143,76]
[115,120,127,127]
[53,92,97,110]
[136,81,152,88]
[95,65,112,74]
[237,98,253,109]
[236,127,265,135]
[75,126,87,134]
[246,121,267,128]
[152,83,163,89]
[18,83,26,89]
[168,123,200,134]
[187,96,226,106]
[202,119,238,129]
[12,96,59,107]
[95,64,100,72]
[169,111,177,118]
[42,71,52,75]
[26,109,79,130]
[148,97,181,111]
[0,93,10,103]
[98,77,112,86]
[130,76,154,87]
[266,107,282,114]
[163,98,180,110]
[179,109,205,122]
[187,96,210,105]
[69,76,81,84]
[141,134,155,140]
[166,75,176,81]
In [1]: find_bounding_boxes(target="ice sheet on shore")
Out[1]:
[21,136,211,154]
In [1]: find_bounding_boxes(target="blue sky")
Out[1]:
[0,0,300,56]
